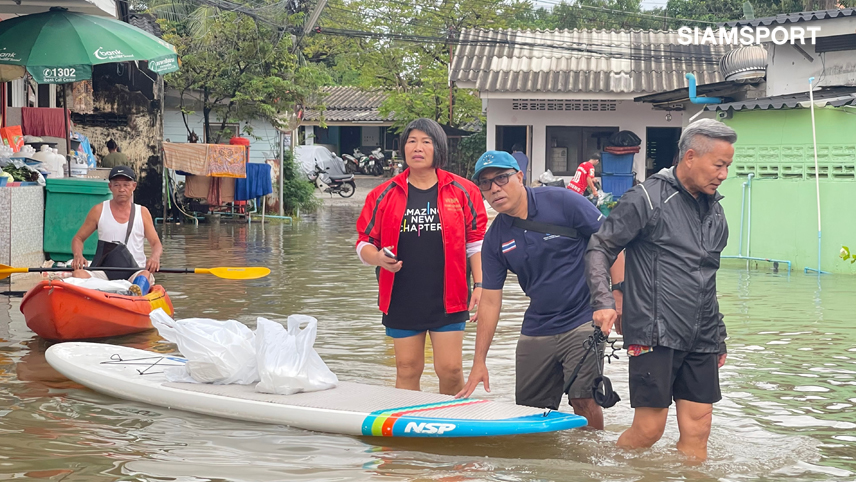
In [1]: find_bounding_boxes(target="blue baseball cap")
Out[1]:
[472,151,520,181]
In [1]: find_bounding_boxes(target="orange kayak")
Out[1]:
[21,280,174,341]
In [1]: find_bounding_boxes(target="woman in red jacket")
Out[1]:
[356,118,487,395]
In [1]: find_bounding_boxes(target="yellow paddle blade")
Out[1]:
[0,264,29,280]
[195,267,271,280]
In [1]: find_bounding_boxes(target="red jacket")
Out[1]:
[356,168,487,315]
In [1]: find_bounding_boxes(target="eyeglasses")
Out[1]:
[477,172,515,191]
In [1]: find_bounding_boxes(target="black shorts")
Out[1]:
[628,346,721,408]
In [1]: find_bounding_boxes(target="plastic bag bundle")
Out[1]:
[255,316,338,395]
[607,130,642,147]
[150,308,259,385]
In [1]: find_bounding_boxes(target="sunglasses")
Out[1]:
[477,171,516,191]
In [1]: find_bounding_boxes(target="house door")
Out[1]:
[496,125,531,179]
[646,127,682,178]
[340,126,361,158]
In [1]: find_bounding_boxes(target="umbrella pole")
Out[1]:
[62,83,71,175]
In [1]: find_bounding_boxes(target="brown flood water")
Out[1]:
[1,205,855,481]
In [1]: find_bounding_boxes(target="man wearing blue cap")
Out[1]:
[456,151,624,428]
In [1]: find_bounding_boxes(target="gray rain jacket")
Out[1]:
[585,167,728,354]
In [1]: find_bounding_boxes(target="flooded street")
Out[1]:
[1,206,855,481]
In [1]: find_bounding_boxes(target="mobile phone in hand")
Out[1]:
[382,247,397,260]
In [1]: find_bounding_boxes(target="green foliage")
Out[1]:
[281,149,319,214]
[155,1,329,143]
[841,246,856,264]
[453,121,488,179]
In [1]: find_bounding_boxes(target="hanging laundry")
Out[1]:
[207,177,221,206]
[22,107,70,138]
[163,143,208,175]
[234,163,273,201]
[206,144,246,178]
[185,174,234,202]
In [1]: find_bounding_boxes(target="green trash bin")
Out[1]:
[44,178,112,261]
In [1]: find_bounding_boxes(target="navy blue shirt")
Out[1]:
[482,187,604,336]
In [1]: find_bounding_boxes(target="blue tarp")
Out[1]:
[235,162,273,201]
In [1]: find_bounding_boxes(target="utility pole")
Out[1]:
[448,27,456,126]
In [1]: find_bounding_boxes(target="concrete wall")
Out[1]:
[719,108,856,275]
[484,98,686,182]
[163,109,280,164]
[0,186,45,278]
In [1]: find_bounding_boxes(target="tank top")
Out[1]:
[98,200,146,268]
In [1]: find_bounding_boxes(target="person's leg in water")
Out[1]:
[617,407,669,448]
[559,324,605,429]
[390,330,427,391]
[429,325,466,395]
[618,346,674,449]
[675,399,713,461]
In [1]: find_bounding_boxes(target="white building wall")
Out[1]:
[764,43,856,97]
[485,98,684,182]
[163,109,280,164]
[735,17,856,97]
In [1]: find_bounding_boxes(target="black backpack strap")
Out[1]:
[125,204,136,245]
[511,217,578,238]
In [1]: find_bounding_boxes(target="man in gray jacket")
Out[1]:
[585,119,735,461]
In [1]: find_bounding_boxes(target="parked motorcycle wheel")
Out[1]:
[339,181,356,198]
[373,163,383,176]
[345,162,358,174]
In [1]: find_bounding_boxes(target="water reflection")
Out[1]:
[0,206,853,481]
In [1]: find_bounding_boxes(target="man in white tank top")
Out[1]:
[71,166,163,293]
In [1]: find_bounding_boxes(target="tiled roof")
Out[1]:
[450,28,731,94]
[128,13,162,38]
[704,88,856,110]
[722,8,856,27]
[303,86,392,122]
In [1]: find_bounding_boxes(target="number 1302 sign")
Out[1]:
[32,65,92,84]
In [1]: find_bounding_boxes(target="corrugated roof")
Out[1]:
[722,7,856,27]
[704,89,856,111]
[634,80,743,104]
[303,86,391,122]
[450,28,731,94]
[128,13,162,38]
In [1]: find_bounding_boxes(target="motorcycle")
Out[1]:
[368,148,385,176]
[314,164,356,198]
[341,148,363,175]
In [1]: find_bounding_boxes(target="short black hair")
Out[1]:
[399,118,448,169]
[589,152,601,161]
[512,143,524,152]
[106,139,117,151]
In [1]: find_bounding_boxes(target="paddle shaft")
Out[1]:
[0,264,270,280]
[18,267,193,274]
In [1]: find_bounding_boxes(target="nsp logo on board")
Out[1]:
[404,422,456,434]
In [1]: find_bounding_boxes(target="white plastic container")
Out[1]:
[69,151,88,177]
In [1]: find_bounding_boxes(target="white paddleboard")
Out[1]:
[46,342,588,438]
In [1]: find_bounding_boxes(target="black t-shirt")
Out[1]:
[382,183,468,330]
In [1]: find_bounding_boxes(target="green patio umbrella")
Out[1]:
[0,7,179,169]
[0,7,179,83]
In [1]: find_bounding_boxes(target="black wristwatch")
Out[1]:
[612,281,625,293]
[473,282,483,288]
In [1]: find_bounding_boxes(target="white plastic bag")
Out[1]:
[150,308,259,385]
[255,315,338,395]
